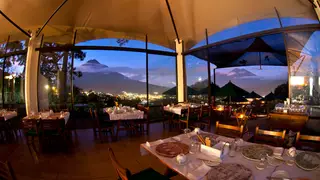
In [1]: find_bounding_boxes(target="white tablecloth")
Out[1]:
[1,111,18,121]
[106,110,144,121]
[140,132,320,180]
[163,106,187,115]
[23,112,70,125]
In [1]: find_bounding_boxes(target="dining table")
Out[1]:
[104,106,145,139]
[140,130,320,180]
[163,103,202,115]
[0,110,18,121]
[22,111,70,125]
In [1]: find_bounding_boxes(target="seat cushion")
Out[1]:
[131,168,170,180]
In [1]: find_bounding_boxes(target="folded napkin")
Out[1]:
[146,139,164,148]
[187,163,212,180]
[201,144,221,158]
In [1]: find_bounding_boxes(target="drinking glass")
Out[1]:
[183,128,191,138]
[189,141,200,154]
[256,153,267,170]
[228,142,237,157]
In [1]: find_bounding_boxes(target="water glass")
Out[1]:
[189,141,200,154]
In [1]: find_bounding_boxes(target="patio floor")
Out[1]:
[1,117,319,180]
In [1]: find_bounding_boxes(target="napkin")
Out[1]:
[146,139,164,148]
[187,163,212,180]
[201,144,221,158]
[172,136,181,141]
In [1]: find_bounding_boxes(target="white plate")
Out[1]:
[271,170,289,179]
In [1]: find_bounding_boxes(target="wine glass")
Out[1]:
[183,128,191,138]
[256,153,267,170]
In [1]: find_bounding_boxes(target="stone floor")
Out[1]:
[0,117,319,180]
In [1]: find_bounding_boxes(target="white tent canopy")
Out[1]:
[0,0,318,50]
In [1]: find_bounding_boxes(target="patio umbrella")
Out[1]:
[245,91,262,99]
[216,81,249,97]
[222,96,248,102]
[162,86,198,96]
[199,83,220,96]
[262,92,275,101]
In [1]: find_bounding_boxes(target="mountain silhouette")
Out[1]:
[74,61,168,94]
[191,68,286,96]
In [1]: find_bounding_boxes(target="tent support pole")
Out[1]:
[308,0,320,22]
[259,52,262,70]
[146,34,149,107]
[274,7,283,28]
[205,29,212,105]
[213,68,216,106]
[165,0,180,43]
[0,11,30,38]
[70,30,77,111]
[2,35,10,108]
[36,0,69,37]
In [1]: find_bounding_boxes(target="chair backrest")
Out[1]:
[89,108,94,120]
[295,132,320,151]
[0,161,17,180]
[21,119,38,133]
[40,119,64,132]
[108,148,131,180]
[296,132,320,143]
[93,109,101,128]
[215,121,244,138]
[254,126,286,146]
[200,105,211,117]
[187,107,201,121]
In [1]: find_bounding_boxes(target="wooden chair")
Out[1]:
[93,109,114,142]
[179,107,201,130]
[254,126,286,147]
[135,106,150,134]
[108,148,169,180]
[0,161,17,180]
[39,119,66,151]
[295,132,320,152]
[160,105,173,129]
[193,105,212,131]
[215,121,244,138]
[21,119,39,144]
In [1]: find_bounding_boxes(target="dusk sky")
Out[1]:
[71,17,318,94]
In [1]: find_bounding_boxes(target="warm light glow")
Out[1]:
[4,75,13,79]
[217,107,223,111]
[239,114,244,119]
[44,85,50,90]
[291,76,304,86]
[52,86,56,90]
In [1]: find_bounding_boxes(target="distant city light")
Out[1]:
[198,77,202,81]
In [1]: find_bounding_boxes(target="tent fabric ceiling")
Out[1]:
[0,0,318,49]
[190,33,288,68]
